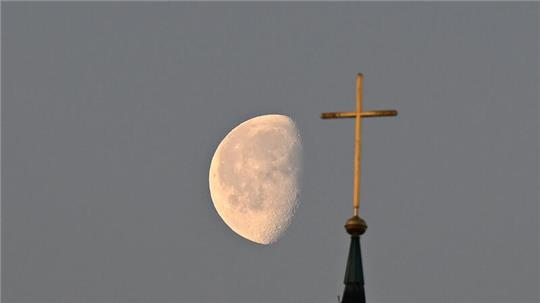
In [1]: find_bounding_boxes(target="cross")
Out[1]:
[321,73,397,218]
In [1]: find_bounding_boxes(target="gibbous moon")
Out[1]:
[209,114,302,245]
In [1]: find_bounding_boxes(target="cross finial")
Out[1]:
[321,73,397,219]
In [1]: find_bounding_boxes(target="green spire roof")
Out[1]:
[341,235,366,303]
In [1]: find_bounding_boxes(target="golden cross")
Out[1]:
[321,73,397,217]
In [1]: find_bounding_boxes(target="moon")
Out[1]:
[209,114,302,245]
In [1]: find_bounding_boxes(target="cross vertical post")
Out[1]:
[353,74,363,216]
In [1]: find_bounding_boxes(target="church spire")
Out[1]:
[320,74,397,303]
[341,216,367,303]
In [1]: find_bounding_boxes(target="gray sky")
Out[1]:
[2,3,539,303]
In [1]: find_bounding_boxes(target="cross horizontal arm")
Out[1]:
[321,110,398,119]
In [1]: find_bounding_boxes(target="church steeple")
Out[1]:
[320,74,397,303]
[341,216,367,303]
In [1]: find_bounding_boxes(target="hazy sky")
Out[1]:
[3,3,539,303]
